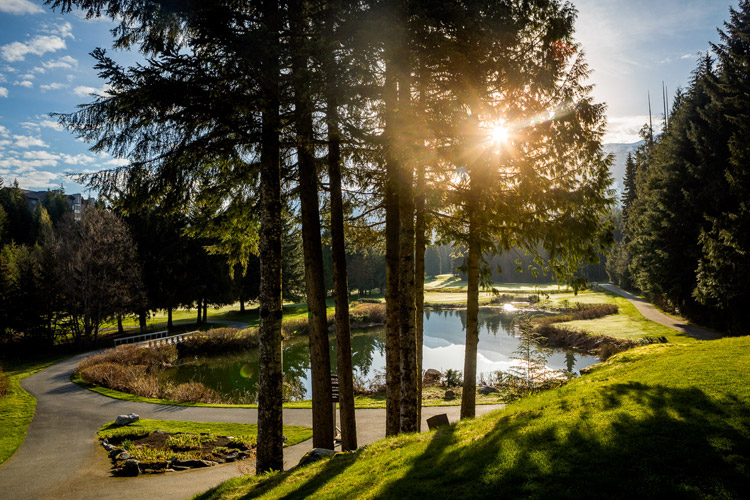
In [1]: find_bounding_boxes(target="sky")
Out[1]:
[0,0,740,193]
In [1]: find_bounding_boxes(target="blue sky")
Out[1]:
[0,0,739,192]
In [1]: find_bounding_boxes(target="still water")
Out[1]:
[163,308,599,403]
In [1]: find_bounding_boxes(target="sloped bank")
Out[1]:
[196,337,750,499]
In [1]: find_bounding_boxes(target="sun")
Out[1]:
[489,124,510,144]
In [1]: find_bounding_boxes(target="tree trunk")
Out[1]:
[167,307,173,330]
[196,299,202,325]
[117,314,124,335]
[256,0,284,474]
[290,0,333,450]
[461,196,481,419]
[138,310,147,333]
[414,160,426,431]
[203,300,208,324]
[325,2,357,451]
[384,34,401,437]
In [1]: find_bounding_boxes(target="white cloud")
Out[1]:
[73,83,111,97]
[20,73,34,79]
[0,35,67,62]
[0,74,5,83]
[0,125,9,136]
[40,119,62,130]
[9,170,61,189]
[104,158,129,167]
[32,66,45,74]
[42,54,78,70]
[604,115,660,144]
[0,86,7,98]
[41,21,74,39]
[13,135,47,148]
[62,153,96,165]
[0,157,57,169]
[14,80,33,87]
[0,0,44,15]
[3,65,17,73]
[23,150,59,162]
[0,140,12,148]
[681,52,699,60]
[40,82,68,92]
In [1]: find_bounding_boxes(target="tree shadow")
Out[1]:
[377,382,750,498]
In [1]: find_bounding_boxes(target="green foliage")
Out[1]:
[441,369,463,388]
[165,433,214,450]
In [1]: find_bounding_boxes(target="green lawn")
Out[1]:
[0,357,67,465]
[98,418,312,447]
[544,290,694,343]
[196,336,750,499]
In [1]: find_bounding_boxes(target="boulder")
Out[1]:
[426,413,450,430]
[225,452,239,462]
[297,448,336,468]
[115,451,131,461]
[478,386,499,395]
[444,390,455,400]
[120,459,140,477]
[114,413,140,426]
[172,459,218,468]
[109,448,126,459]
[423,369,442,387]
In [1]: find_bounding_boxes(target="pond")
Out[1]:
[162,307,599,403]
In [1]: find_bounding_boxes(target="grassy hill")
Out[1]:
[197,337,750,499]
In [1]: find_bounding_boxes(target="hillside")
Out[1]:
[197,337,750,499]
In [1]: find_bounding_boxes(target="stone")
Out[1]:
[444,390,455,400]
[297,448,336,468]
[172,459,218,468]
[423,369,442,387]
[426,413,450,430]
[478,386,499,395]
[109,448,125,459]
[120,459,140,477]
[225,452,239,462]
[102,443,115,452]
[115,451,131,461]
[171,465,190,471]
[114,413,140,426]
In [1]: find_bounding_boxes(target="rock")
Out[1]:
[426,413,450,430]
[172,459,218,468]
[171,465,190,471]
[423,369,442,387]
[225,452,239,462]
[478,386,499,395]
[297,448,336,468]
[153,430,168,435]
[120,459,140,477]
[444,390,455,400]
[114,413,140,426]
[102,443,115,452]
[109,448,125,459]
[115,451,131,461]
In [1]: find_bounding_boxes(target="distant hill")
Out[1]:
[603,141,643,197]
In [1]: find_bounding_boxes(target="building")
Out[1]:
[22,190,90,221]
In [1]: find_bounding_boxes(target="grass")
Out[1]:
[98,418,312,448]
[196,336,750,500]
[0,356,68,465]
[544,290,692,343]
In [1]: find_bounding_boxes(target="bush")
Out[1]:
[77,344,176,373]
[0,367,9,397]
[442,368,463,388]
[177,328,259,356]
[349,302,386,325]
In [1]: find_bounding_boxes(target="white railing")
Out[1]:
[114,330,199,347]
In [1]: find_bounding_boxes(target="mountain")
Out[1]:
[603,141,643,197]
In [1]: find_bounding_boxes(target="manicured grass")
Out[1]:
[98,418,312,447]
[545,291,693,343]
[0,357,67,465]
[196,337,750,500]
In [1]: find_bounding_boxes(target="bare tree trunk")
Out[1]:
[290,0,333,450]
[167,307,173,330]
[203,300,207,324]
[196,299,202,325]
[138,310,147,333]
[414,160,426,431]
[384,36,401,437]
[256,0,284,474]
[325,2,357,451]
[117,314,124,335]
[461,192,481,419]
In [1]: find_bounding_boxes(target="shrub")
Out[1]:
[77,344,176,373]
[349,302,386,325]
[177,328,259,356]
[442,368,463,388]
[166,382,221,403]
[0,367,8,397]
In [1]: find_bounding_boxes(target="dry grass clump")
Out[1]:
[535,303,618,327]
[177,328,259,356]
[535,324,644,360]
[349,302,386,325]
[76,344,221,403]
[281,318,310,338]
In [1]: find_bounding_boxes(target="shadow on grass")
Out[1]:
[374,382,750,499]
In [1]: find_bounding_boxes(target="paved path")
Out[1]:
[599,283,722,340]
[0,352,504,500]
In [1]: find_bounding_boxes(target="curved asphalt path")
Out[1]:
[599,283,722,340]
[0,347,504,500]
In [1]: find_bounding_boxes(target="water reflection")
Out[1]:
[163,308,598,403]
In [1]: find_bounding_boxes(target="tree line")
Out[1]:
[45,0,612,472]
[606,1,750,335]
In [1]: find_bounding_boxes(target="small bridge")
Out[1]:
[113,329,199,348]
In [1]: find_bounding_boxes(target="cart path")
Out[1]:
[0,351,504,500]
[599,283,722,340]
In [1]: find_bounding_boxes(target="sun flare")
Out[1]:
[489,124,509,144]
